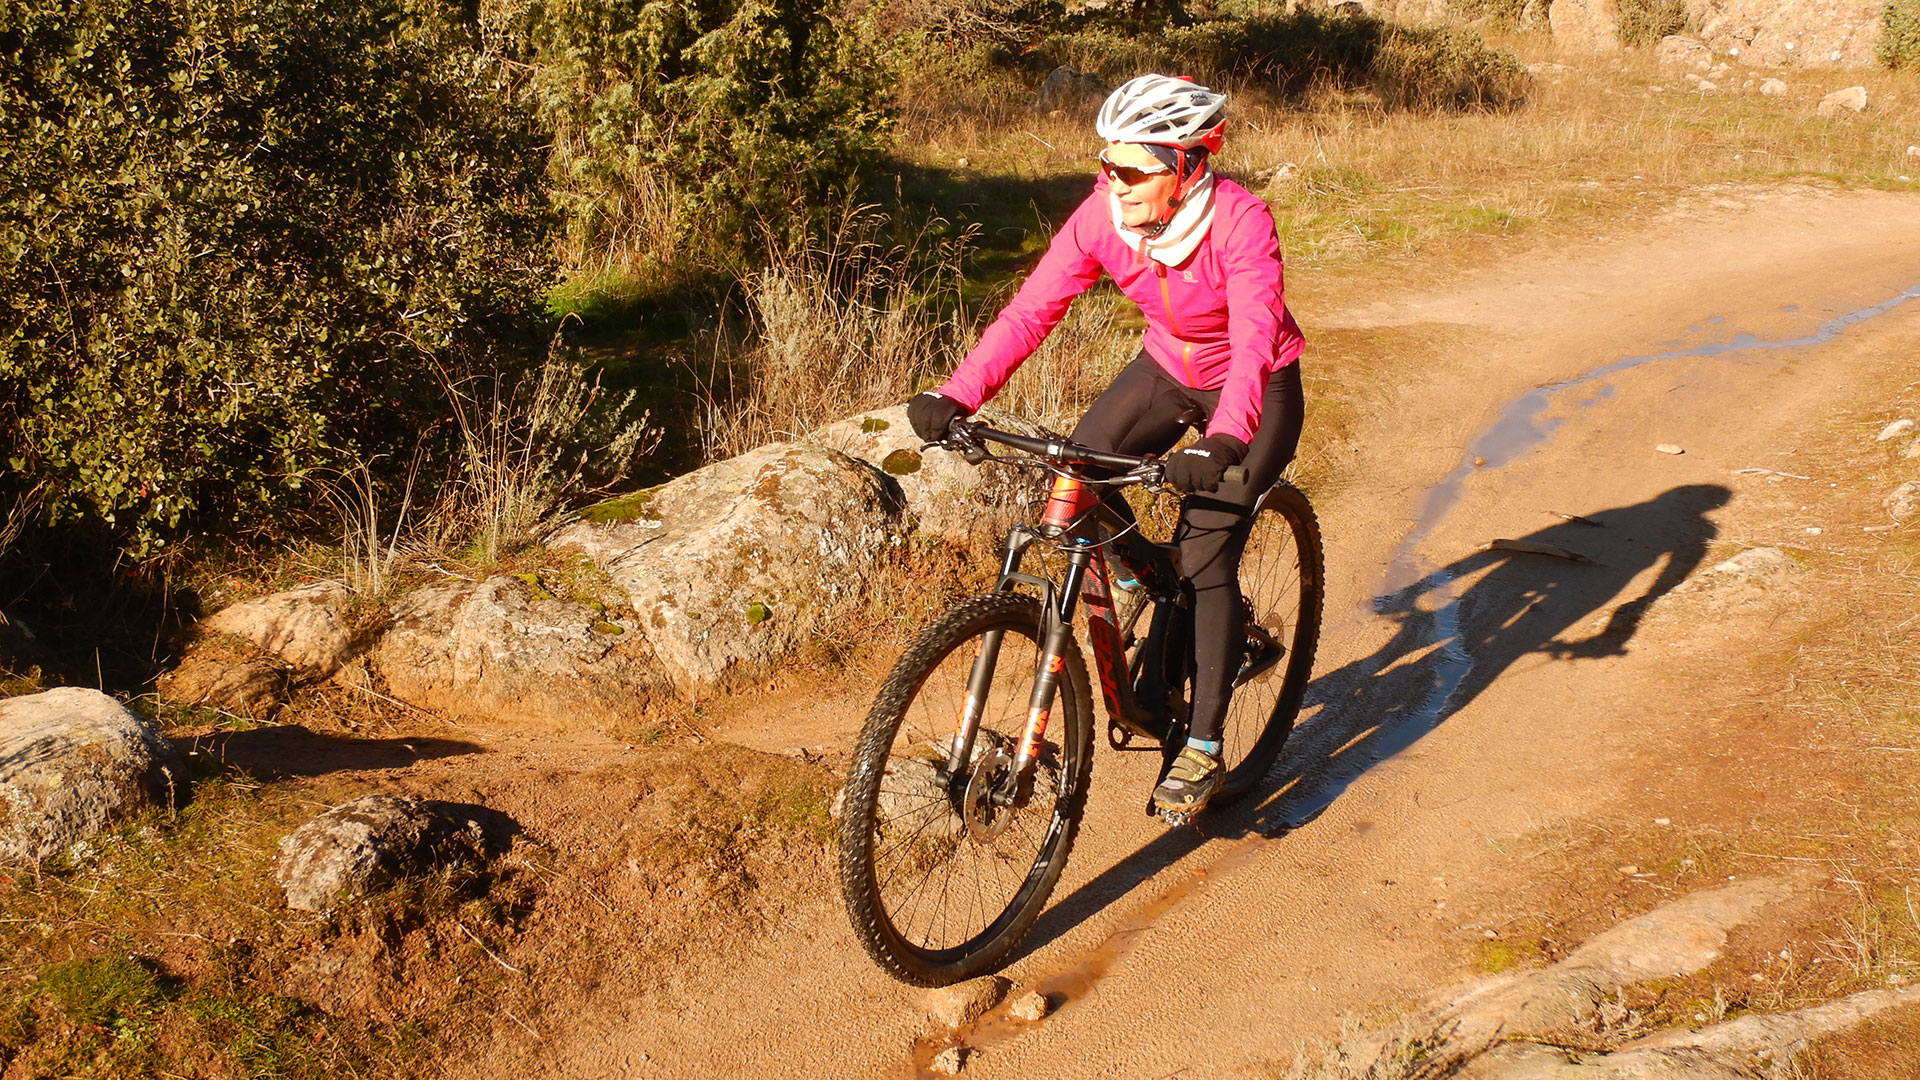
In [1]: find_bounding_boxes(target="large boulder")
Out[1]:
[1816,85,1868,117]
[203,579,358,679]
[275,793,506,911]
[370,575,667,728]
[0,688,178,862]
[1690,0,1884,67]
[805,405,1042,547]
[554,442,909,698]
[1549,0,1621,53]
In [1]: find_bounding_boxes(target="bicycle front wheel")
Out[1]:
[837,592,1093,986]
[1217,481,1325,802]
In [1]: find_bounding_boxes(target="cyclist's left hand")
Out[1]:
[1165,434,1246,493]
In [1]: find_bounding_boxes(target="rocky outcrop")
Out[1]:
[204,580,358,679]
[554,442,909,698]
[370,575,666,728]
[1550,0,1622,53]
[0,688,178,862]
[1301,874,1920,1077]
[806,405,1041,547]
[275,793,506,911]
[195,407,1044,730]
[1686,0,1884,68]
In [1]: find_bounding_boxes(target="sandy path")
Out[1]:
[495,185,1920,1080]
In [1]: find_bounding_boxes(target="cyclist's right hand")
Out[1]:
[908,391,971,443]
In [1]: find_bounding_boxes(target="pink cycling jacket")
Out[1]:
[936,174,1305,447]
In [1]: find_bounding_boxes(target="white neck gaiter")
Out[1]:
[1110,170,1216,267]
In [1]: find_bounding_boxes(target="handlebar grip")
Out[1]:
[1223,465,1249,487]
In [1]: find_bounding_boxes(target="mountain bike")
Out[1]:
[836,417,1324,986]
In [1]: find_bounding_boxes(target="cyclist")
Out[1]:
[908,73,1307,820]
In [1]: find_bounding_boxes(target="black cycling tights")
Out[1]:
[1069,352,1305,744]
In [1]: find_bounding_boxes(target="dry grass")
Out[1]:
[694,206,976,460]
[896,42,1920,273]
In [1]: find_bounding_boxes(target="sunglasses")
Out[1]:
[1099,149,1172,186]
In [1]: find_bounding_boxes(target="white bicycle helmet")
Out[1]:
[1096,74,1228,153]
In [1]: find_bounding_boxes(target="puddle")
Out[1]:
[1385,280,1920,594]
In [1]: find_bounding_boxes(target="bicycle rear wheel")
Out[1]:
[1216,481,1325,802]
[837,592,1094,986]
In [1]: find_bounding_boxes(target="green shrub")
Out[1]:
[1617,0,1690,45]
[1447,0,1530,28]
[1371,23,1530,110]
[1038,12,1528,113]
[522,0,892,272]
[1884,0,1920,68]
[0,0,557,552]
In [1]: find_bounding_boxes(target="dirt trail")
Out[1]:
[485,185,1920,1079]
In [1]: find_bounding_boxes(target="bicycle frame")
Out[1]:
[942,470,1188,797]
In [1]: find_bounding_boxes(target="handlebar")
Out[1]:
[937,419,1248,488]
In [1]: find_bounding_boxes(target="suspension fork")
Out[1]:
[943,525,1054,783]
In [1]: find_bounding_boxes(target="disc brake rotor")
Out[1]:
[961,747,1018,842]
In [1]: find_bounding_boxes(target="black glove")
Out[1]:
[908,391,969,443]
[1164,434,1247,493]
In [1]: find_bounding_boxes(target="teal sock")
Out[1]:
[1186,737,1221,756]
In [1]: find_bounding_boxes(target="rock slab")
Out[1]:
[275,793,493,911]
[806,405,1041,547]
[1691,0,1884,68]
[555,442,909,697]
[371,575,664,728]
[0,688,178,862]
[1816,85,1868,117]
[204,579,358,679]
[1549,0,1621,53]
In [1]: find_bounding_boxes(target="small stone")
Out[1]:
[956,156,970,168]
[1902,436,1920,459]
[1619,865,1640,875]
[1804,526,1822,535]
[1654,818,1671,825]
[930,1047,967,1076]
[924,975,1011,1028]
[1760,78,1788,96]
[1816,86,1868,117]
[1875,417,1914,441]
[1656,443,1685,455]
[1885,481,1920,521]
[1008,989,1051,1021]
[1696,80,1718,92]
[1908,146,1920,158]
[1483,928,1499,939]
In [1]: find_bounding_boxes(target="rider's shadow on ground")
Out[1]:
[1015,483,1732,960]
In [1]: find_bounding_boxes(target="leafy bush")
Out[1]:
[1447,0,1531,27]
[1884,0,1920,68]
[521,0,892,272]
[1033,12,1528,113]
[1371,23,1530,111]
[0,0,557,552]
[1617,0,1690,45]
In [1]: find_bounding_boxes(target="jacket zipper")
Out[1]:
[1156,267,1196,385]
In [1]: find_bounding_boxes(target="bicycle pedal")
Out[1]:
[1157,806,1197,827]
